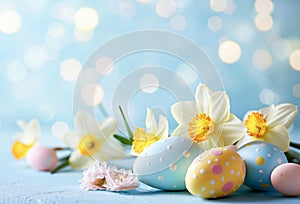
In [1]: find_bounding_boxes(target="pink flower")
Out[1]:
[80,160,139,191]
[80,161,107,190]
[104,166,139,191]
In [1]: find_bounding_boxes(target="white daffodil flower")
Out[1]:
[60,111,126,169]
[237,103,298,152]
[171,83,245,150]
[12,119,40,159]
[131,108,169,155]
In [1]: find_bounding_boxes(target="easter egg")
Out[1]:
[271,163,300,196]
[26,145,58,171]
[133,136,202,190]
[237,141,288,191]
[185,147,246,198]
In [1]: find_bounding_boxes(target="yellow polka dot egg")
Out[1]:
[185,147,246,199]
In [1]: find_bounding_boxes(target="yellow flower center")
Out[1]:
[78,134,100,156]
[132,127,160,154]
[188,113,215,143]
[245,112,268,138]
[11,141,34,159]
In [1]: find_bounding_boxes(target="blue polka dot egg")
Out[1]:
[237,141,288,191]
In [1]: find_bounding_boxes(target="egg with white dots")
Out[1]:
[237,141,288,191]
[185,147,246,199]
[133,136,202,190]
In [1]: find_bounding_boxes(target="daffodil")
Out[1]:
[171,83,245,150]
[131,108,168,155]
[60,111,126,169]
[12,119,40,159]
[237,103,298,152]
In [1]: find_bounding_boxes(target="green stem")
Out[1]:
[113,134,132,145]
[119,106,134,141]
[290,141,300,150]
[50,159,69,174]
[285,149,300,164]
[53,147,71,151]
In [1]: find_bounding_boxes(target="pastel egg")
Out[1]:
[26,145,58,171]
[237,141,288,191]
[185,147,245,198]
[271,163,300,196]
[133,136,202,190]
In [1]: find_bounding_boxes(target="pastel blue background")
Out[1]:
[1,0,300,136]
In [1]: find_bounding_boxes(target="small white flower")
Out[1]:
[131,108,168,155]
[171,83,245,150]
[60,111,126,169]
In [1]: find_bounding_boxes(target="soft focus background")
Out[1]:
[1,0,300,138]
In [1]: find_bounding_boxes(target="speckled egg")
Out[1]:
[185,147,246,198]
[237,141,288,191]
[271,163,300,196]
[133,136,202,190]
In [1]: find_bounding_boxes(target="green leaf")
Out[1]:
[113,134,132,145]
[119,106,134,140]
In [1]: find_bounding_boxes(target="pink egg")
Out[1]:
[271,163,300,196]
[26,145,58,171]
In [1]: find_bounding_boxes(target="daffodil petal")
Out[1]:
[145,108,158,133]
[156,115,169,138]
[195,84,212,114]
[97,117,118,139]
[198,133,224,150]
[69,150,93,169]
[15,119,40,144]
[266,103,298,129]
[75,111,99,136]
[214,114,246,146]
[264,125,290,152]
[236,134,253,149]
[171,100,197,125]
[97,139,126,161]
[60,131,79,149]
[171,125,189,137]
[210,91,230,123]
[259,105,275,118]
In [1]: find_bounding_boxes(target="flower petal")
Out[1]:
[198,133,224,150]
[156,115,169,138]
[264,125,290,152]
[195,84,212,114]
[69,150,93,169]
[236,134,253,149]
[171,100,197,125]
[259,105,275,118]
[97,117,118,139]
[59,131,79,149]
[171,125,189,137]
[266,103,298,129]
[210,91,230,123]
[75,111,99,136]
[145,108,157,133]
[16,119,40,144]
[96,139,126,161]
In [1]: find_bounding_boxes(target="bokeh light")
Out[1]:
[51,121,69,138]
[218,40,242,64]
[119,0,136,18]
[38,104,56,122]
[96,57,114,75]
[293,84,300,98]
[47,22,65,38]
[289,50,300,71]
[73,27,94,42]
[0,10,22,34]
[6,60,27,83]
[255,0,274,14]
[208,16,223,32]
[170,15,186,31]
[81,83,104,106]
[255,13,273,31]
[24,45,46,70]
[74,7,99,31]
[139,74,159,93]
[60,58,82,81]
[156,0,176,18]
[253,49,272,70]
[210,0,227,12]
[259,89,277,105]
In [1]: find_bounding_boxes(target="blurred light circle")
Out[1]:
[218,40,242,64]
[210,0,227,12]
[48,22,65,38]
[81,83,104,106]
[208,16,223,32]
[224,0,236,14]
[259,89,276,105]
[119,0,136,18]
[73,27,94,42]
[96,57,114,75]
[289,50,300,71]
[60,58,82,81]
[293,84,300,98]
[255,13,273,31]
[38,104,56,122]
[137,0,153,3]
[253,49,272,70]
[81,68,99,82]
[51,3,76,24]
[0,10,22,34]
[170,15,186,31]
[255,0,274,14]
[51,121,69,138]
[6,60,27,83]
[139,74,159,93]
[24,45,45,70]
[156,0,176,18]
[74,7,99,31]
[174,0,188,9]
